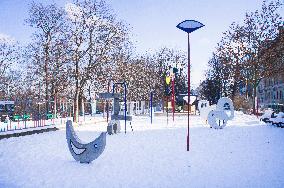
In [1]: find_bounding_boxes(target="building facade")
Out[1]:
[257,75,284,107]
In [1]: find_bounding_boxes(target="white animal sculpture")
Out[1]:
[199,97,234,129]
[208,97,234,129]
[216,97,234,120]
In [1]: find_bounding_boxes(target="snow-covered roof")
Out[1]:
[182,96,197,104]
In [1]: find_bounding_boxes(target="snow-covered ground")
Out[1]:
[0,112,284,188]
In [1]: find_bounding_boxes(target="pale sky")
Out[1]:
[0,0,278,88]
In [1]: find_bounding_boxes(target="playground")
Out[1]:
[0,112,284,188]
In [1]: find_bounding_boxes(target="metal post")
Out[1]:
[150,91,153,124]
[54,95,57,123]
[166,96,168,125]
[187,33,190,151]
[176,19,204,152]
[124,82,127,134]
[172,78,175,122]
[107,81,110,123]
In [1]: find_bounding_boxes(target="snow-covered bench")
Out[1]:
[269,112,284,127]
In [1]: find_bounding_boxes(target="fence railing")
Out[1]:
[0,115,105,134]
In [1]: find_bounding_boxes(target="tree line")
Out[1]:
[0,0,188,121]
[198,0,283,114]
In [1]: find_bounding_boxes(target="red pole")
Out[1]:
[166,96,168,125]
[187,33,190,151]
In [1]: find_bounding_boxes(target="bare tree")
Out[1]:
[217,23,247,101]
[26,2,65,114]
[242,0,283,113]
[155,47,187,106]
[0,35,19,99]
[200,0,283,113]
[64,0,130,122]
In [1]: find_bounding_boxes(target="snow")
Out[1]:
[65,3,83,21]
[269,112,284,124]
[0,112,284,188]
[0,33,15,44]
[64,3,106,27]
[182,96,196,104]
[260,109,274,119]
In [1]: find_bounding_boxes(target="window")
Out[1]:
[273,92,276,100]
[0,104,4,112]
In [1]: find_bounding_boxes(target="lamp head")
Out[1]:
[177,20,204,33]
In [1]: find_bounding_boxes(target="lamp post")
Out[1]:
[171,72,175,122]
[177,20,204,151]
[38,81,41,125]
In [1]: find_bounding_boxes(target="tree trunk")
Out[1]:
[81,97,84,118]
[44,33,51,116]
[232,81,237,101]
[54,93,57,119]
[73,51,80,123]
[245,79,248,99]
[252,80,257,115]
[45,59,49,116]
[74,89,79,123]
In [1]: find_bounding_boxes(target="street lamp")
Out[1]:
[177,20,204,151]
